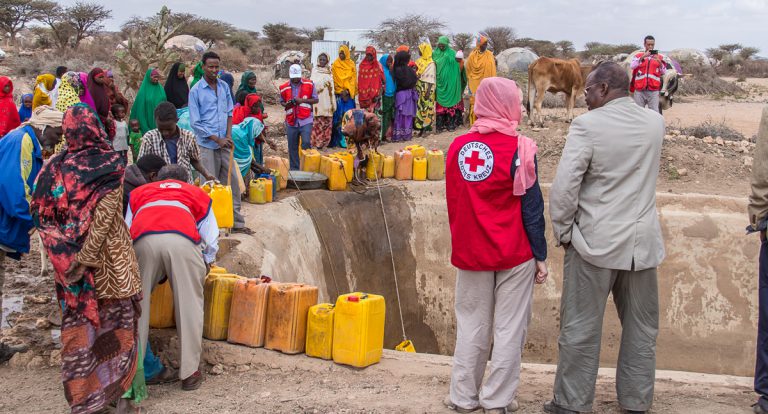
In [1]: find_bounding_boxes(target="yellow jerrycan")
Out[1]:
[395,339,416,353]
[305,303,335,360]
[412,157,427,181]
[248,179,267,204]
[333,151,355,182]
[382,155,395,178]
[404,144,426,159]
[149,281,175,329]
[203,273,246,340]
[320,156,348,191]
[427,149,445,180]
[332,292,386,368]
[301,149,322,173]
[209,265,227,274]
[203,181,234,229]
[366,150,384,181]
[259,177,273,203]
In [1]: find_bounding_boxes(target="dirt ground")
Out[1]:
[0,345,756,414]
[0,78,766,412]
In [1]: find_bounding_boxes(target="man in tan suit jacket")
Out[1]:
[545,62,665,414]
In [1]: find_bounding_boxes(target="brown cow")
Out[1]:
[527,57,593,127]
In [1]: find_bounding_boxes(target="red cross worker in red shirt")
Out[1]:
[444,77,548,413]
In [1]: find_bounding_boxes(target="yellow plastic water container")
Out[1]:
[332,292,386,368]
[365,150,384,181]
[209,265,227,274]
[404,144,426,159]
[394,150,413,180]
[248,179,267,204]
[413,157,427,181]
[264,156,289,189]
[301,149,321,173]
[149,281,174,329]
[269,169,283,192]
[204,182,234,229]
[333,151,355,182]
[320,156,348,191]
[203,273,245,340]
[382,155,395,178]
[260,178,273,203]
[306,303,335,360]
[427,149,445,180]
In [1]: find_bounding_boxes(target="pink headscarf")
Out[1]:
[469,77,537,196]
[78,72,96,111]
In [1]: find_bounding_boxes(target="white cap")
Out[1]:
[456,51,464,59]
[289,64,302,79]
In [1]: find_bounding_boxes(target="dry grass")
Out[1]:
[680,119,746,141]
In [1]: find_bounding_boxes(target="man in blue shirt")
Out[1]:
[189,52,249,233]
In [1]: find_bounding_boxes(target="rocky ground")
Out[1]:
[0,77,765,412]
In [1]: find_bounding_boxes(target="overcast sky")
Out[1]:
[60,0,768,55]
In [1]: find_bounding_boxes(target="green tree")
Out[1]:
[227,31,254,54]
[482,26,516,54]
[555,40,575,58]
[719,43,743,55]
[0,0,42,48]
[66,1,111,49]
[298,26,327,42]
[739,46,760,61]
[452,32,472,53]
[262,22,300,50]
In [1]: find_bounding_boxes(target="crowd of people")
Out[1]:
[0,31,766,414]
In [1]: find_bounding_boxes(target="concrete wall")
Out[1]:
[220,182,758,376]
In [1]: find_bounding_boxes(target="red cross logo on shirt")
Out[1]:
[464,150,486,172]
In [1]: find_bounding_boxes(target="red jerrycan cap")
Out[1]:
[347,296,360,302]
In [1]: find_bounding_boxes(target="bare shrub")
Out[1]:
[678,76,746,96]
[680,119,745,141]
[215,46,248,72]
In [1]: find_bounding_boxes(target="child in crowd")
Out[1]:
[111,104,130,163]
[18,94,33,123]
[129,118,142,162]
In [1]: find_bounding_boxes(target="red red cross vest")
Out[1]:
[632,52,664,91]
[280,80,314,125]
[128,180,213,244]
[446,131,533,271]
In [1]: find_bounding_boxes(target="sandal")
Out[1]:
[146,366,179,385]
[231,227,255,235]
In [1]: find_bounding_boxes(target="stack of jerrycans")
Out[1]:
[203,272,245,340]
[227,276,272,347]
[305,303,335,360]
[264,283,318,354]
[333,292,386,368]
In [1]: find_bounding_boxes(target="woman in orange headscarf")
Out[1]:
[331,44,357,147]
[465,33,497,125]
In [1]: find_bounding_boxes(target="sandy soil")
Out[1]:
[0,346,756,414]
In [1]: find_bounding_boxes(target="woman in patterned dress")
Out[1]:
[31,104,146,414]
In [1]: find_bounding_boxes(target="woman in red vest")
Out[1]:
[280,64,318,170]
[445,77,548,413]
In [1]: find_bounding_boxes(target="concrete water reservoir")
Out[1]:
[219,181,758,377]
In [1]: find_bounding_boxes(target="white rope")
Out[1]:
[373,171,407,342]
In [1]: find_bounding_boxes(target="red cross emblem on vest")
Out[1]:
[458,141,494,182]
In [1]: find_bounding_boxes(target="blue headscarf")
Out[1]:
[218,71,236,102]
[380,54,396,97]
[18,94,33,123]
